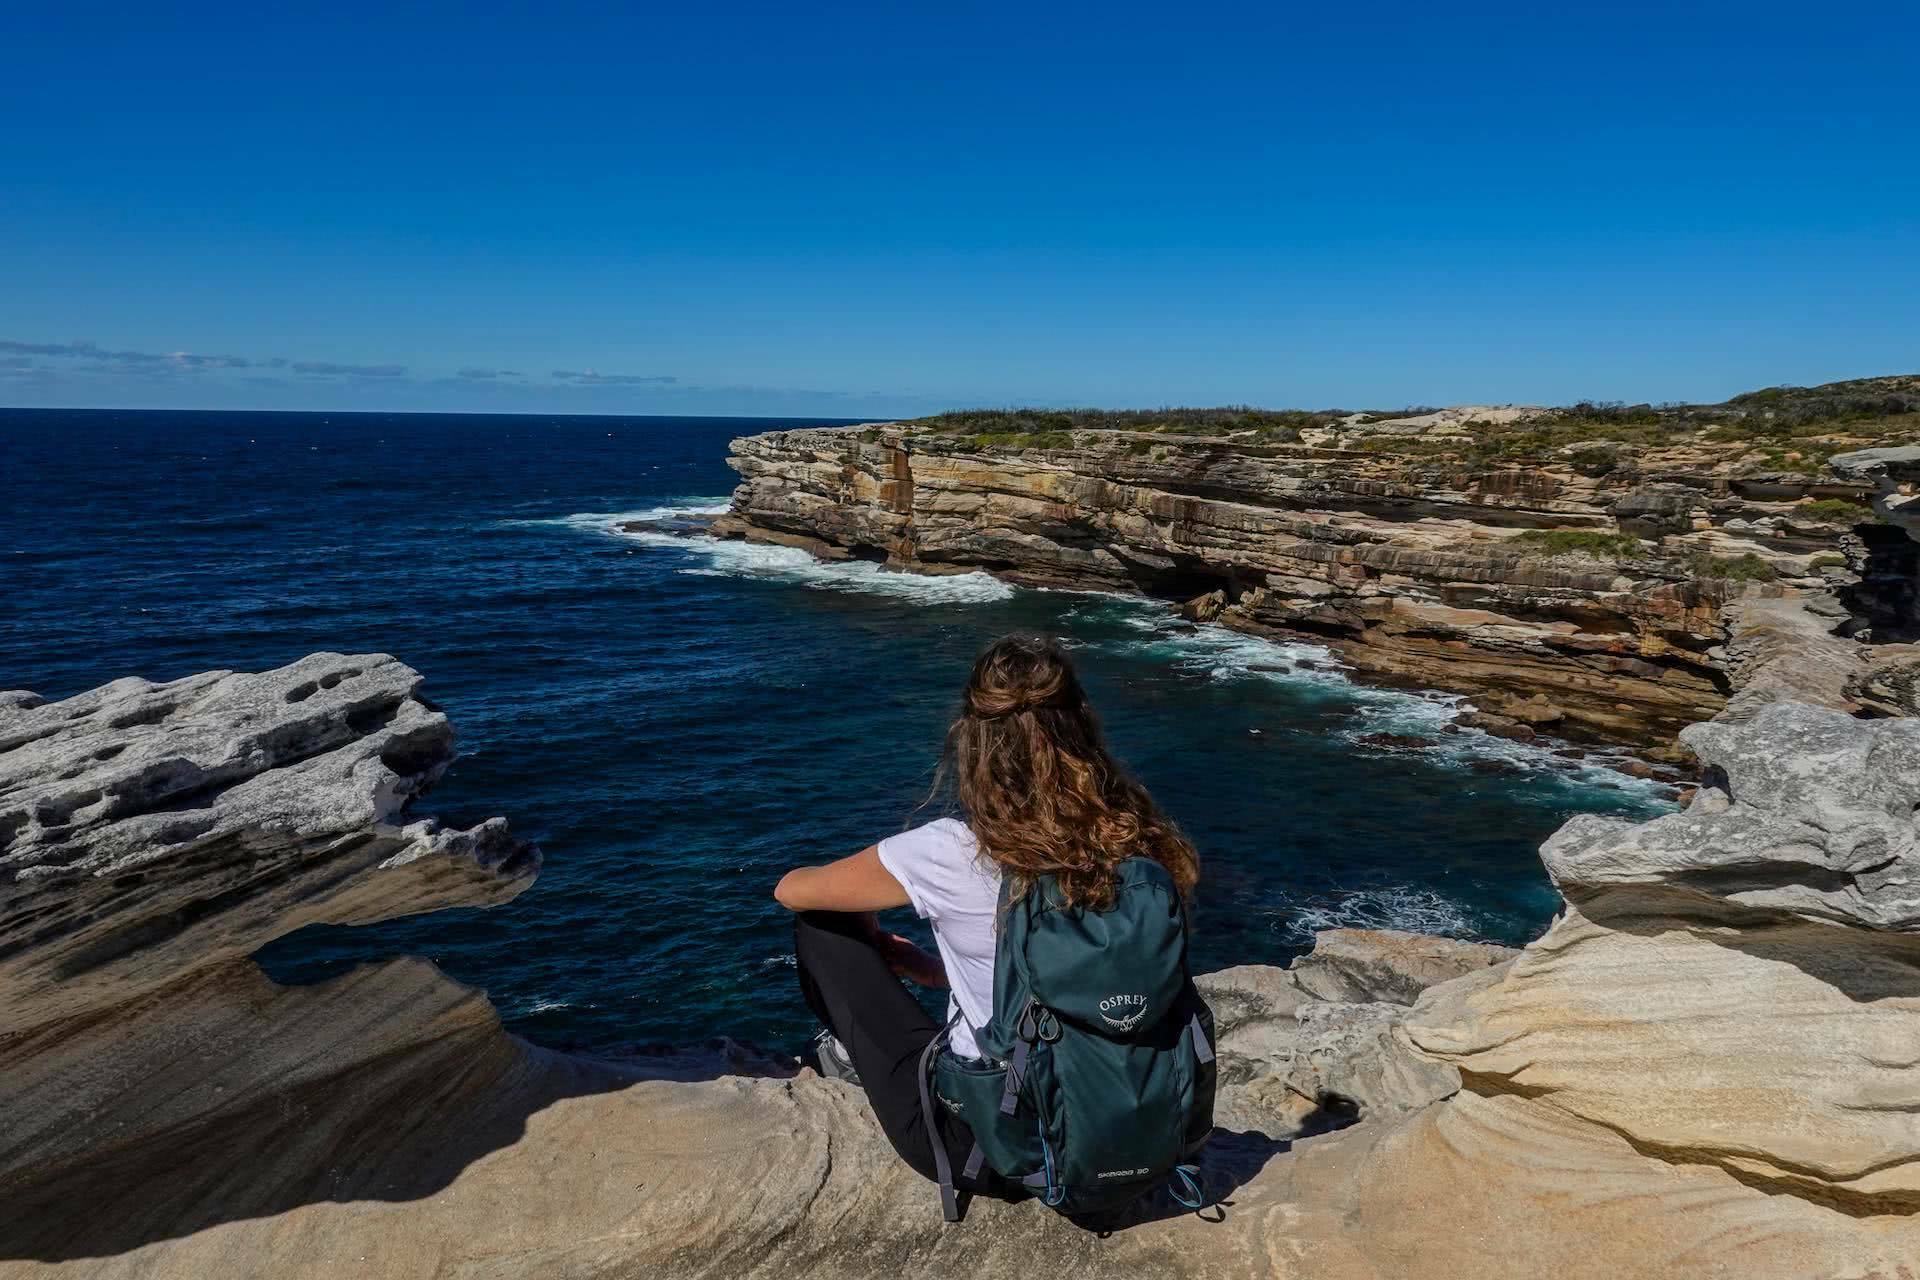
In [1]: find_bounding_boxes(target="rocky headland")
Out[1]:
[713,376,1920,743]
[6,377,1918,1277]
[5,629,1920,1275]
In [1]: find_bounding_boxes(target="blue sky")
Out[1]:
[3,2,1916,416]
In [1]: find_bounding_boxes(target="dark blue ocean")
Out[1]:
[1,409,1667,1053]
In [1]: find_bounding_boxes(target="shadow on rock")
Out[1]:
[0,1032,746,1263]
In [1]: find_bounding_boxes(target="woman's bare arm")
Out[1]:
[773,845,911,912]
[773,846,948,988]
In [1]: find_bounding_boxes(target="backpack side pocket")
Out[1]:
[934,1052,1044,1181]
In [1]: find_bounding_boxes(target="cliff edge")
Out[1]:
[4,654,1920,1277]
[714,391,1915,741]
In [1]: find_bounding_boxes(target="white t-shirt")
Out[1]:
[876,817,1001,1059]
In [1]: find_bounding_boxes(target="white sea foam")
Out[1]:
[527,501,1016,603]
[1129,618,1355,690]
[1099,605,1675,804]
[659,536,1018,604]
[1279,885,1483,943]
[1336,686,1678,800]
[501,498,734,533]
[525,997,575,1014]
[642,499,734,519]
[1095,605,1376,696]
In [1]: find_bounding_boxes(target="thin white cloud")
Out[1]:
[0,339,253,369]
[551,369,678,386]
[290,360,408,378]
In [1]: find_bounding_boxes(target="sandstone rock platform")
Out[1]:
[4,655,1919,1278]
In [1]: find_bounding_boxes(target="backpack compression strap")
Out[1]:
[916,1013,966,1223]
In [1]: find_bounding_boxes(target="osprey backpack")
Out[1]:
[917,856,1217,1221]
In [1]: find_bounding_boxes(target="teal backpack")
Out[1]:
[917,856,1217,1221]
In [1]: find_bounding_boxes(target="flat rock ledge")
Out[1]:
[4,656,1920,1278]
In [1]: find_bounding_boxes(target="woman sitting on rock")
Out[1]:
[772,632,1202,1204]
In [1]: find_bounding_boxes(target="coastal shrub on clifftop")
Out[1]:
[903,375,1920,467]
[1505,530,1647,560]
[1799,497,1875,523]
[1686,550,1778,582]
[919,406,1331,439]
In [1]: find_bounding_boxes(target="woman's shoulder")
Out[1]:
[918,815,977,849]
[883,817,975,844]
[879,815,976,863]
[878,817,992,884]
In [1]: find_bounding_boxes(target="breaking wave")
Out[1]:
[499,498,733,533]
[658,537,1016,604]
[533,502,1021,604]
[1095,605,1675,804]
[540,506,1675,804]
[1278,885,1485,943]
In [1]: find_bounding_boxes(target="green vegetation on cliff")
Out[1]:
[1799,498,1874,522]
[1687,551,1779,582]
[959,429,1076,450]
[1507,530,1647,559]
[916,407,1333,441]
[1503,532,1781,583]
[904,375,1919,468]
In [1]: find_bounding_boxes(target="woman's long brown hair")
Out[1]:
[940,633,1199,910]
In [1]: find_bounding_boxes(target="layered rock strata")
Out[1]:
[718,425,1879,739]
[1312,700,1920,1275]
[0,655,540,1216]
[1833,444,1920,709]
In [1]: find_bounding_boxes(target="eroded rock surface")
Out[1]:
[6,657,1920,1278]
[1191,931,1517,1136]
[0,655,538,1211]
[1715,591,1867,720]
[1284,1000,1462,1120]
[1391,702,1920,1266]
[1550,702,1920,927]
[1834,443,1920,535]
[1,654,535,1034]
[1286,927,1516,1005]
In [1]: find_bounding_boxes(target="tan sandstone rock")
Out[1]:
[721,424,1877,740]
[7,658,1920,1279]
[1400,702,1920,1230]
[1286,928,1517,1006]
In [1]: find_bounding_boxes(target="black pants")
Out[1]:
[792,911,996,1192]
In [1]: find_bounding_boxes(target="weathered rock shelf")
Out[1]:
[4,652,1920,1277]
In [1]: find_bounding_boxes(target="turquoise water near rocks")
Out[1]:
[0,408,1668,1053]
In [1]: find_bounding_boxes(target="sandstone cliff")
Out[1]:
[0,656,542,1224]
[6,655,1920,1278]
[715,413,1891,740]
